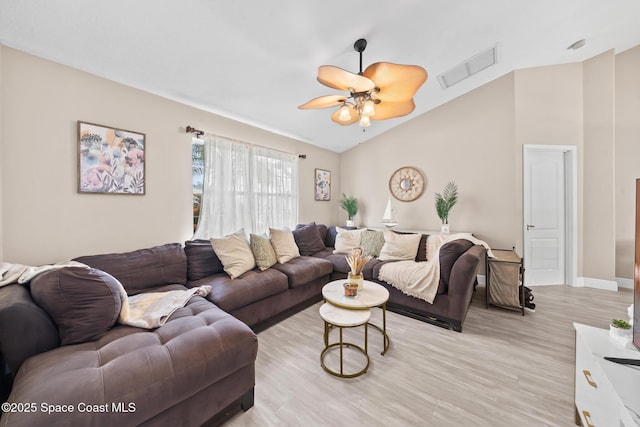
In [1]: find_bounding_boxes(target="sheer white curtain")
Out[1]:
[193,135,298,238]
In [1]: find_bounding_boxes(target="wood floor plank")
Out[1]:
[226,285,633,426]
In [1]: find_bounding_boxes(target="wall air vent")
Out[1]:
[437,44,498,89]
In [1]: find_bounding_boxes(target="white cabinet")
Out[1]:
[574,323,640,426]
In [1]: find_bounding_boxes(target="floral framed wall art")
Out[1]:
[315,168,331,201]
[78,121,145,194]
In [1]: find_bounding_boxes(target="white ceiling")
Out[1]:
[2,1,640,153]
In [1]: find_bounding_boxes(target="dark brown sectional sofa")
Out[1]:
[0,223,483,426]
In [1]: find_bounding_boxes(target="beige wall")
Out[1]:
[2,44,639,282]
[615,45,640,279]
[342,49,638,282]
[513,62,584,274]
[583,51,616,280]
[0,47,340,264]
[340,74,517,248]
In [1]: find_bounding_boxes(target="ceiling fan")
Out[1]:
[298,38,428,128]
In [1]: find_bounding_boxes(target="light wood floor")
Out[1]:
[226,285,633,427]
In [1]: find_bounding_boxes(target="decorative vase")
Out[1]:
[348,271,364,291]
[440,223,450,234]
[346,219,355,227]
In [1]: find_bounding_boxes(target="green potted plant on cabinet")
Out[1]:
[339,194,358,227]
[435,181,458,234]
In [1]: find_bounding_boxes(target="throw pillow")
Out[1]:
[292,222,326,256]
[361,229,385,258]
[269,228,300,264]
[333,227,364,254]
[184,239,224,281]
[250,234,277,271]
[379,230,422,261]
[210,229,256,279]
[30,267,123,346]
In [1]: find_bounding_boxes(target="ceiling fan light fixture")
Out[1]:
[338,104,352,122]
[362,99,376,116]
[300,38,427,128]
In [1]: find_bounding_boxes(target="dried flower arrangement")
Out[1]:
[346,247,372,276]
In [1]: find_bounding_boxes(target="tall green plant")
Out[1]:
[434,182,458,224]
[339,194,358,220]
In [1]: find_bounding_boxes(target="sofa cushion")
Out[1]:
[1,296,258,427]
[30,267,122,345]
[333,227,364,254]
[184,239,224,281]
[0,284,60,376]
[361,229,385,257]
[74,243,187,295]
[379,230,422,261]
[438,239,474,294]
[271,256,333,288]
[190,269,289,312]
[292,222,326,256]
[269,228,300,263]
[210,229,256,279]
[250,234,277,271]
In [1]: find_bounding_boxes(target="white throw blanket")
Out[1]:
[114,282,212,329]
[378,233,494,304]
[0,261,89,286]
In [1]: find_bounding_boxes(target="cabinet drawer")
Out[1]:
[575,332,621,427]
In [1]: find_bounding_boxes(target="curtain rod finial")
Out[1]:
[186,125,204,137]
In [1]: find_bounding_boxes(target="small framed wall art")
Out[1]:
[315,168,331,201]
[78,121,145,195]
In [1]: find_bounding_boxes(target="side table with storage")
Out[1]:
[485,248,525,315]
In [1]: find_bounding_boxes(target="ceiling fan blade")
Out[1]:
[371,99,416,120]
[298,95,348,110]
[331,104,360,126]
[364,62,428,102]
[318,65,375,93]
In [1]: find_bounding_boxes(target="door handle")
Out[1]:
[526,224,536,231]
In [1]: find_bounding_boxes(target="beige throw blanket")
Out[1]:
[378,233,494,304]
[114,280,212,329]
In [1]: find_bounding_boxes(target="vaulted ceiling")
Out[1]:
[1,1,639,152]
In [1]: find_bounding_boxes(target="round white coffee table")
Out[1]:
[319,303,370,378]
[322,279,390,355]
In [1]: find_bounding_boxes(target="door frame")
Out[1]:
[523,144,577,286]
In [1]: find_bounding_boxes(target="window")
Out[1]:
[192,139,204,231]
[193,135,298,238]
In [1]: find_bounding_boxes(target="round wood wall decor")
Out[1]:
[389,166,425,202]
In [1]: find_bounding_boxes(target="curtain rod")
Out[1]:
[185,125,306,159]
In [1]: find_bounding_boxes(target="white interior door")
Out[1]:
[524,150,566,285]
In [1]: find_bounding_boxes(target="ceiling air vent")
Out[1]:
[437,44,498,89]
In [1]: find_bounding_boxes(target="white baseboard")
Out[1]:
[576,277,618,291]
[616,277,634,289]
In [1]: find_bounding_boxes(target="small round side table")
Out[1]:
[319,303,370,378]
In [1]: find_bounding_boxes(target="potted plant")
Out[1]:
[435,181,458,234]
[339,193,358,227]
[610,319,632,342]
